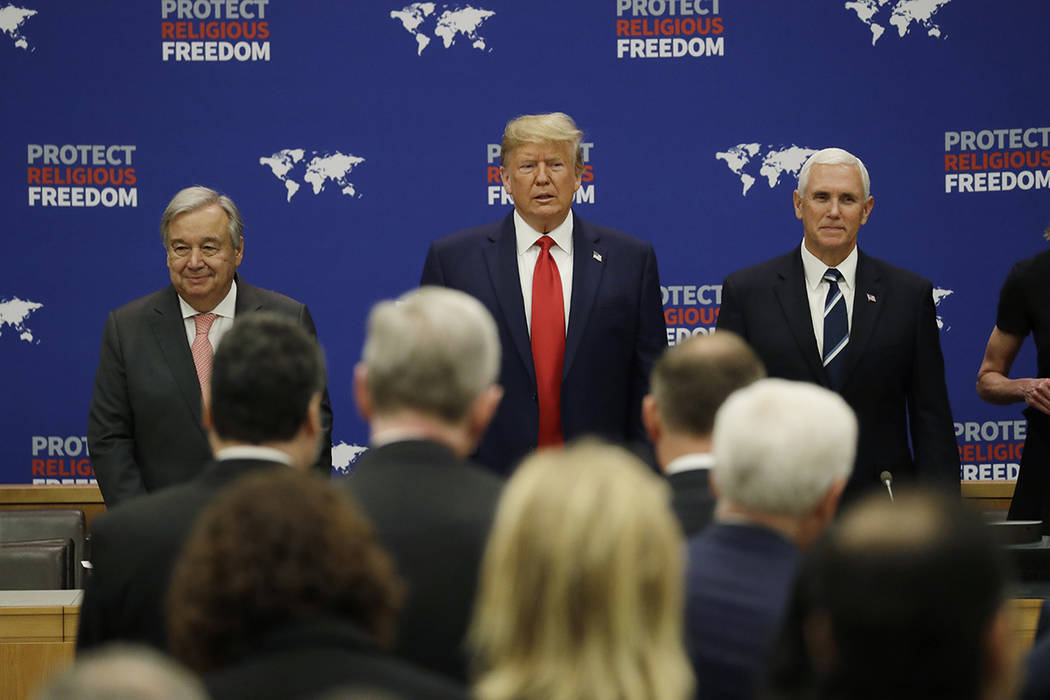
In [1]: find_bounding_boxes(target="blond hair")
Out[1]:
[469,442,694,700]
[501,112,584,175]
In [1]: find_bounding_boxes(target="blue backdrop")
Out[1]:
[3,0,1048,483]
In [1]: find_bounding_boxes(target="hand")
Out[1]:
[1022,378,1050,415]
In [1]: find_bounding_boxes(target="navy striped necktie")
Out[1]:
[822,268,848,386]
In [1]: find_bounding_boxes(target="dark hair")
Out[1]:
[762,488,1010,700]
[166,469,404,672]
[650,330,765,434]
[210,312,325,443]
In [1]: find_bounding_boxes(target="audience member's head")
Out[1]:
[33,644,207,700]
[354,286,502,456]
[763,489,1016,700]
[644,330,765,466]
[469,441,694,700]
[166,469,403,673]
[205,312,326,468]
[712,378,857,548]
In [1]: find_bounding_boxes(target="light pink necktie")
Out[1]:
[191,313,218,392]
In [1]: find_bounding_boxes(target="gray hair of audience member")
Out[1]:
[160,185,244,249]
[712,378,857,517]
[32,644,207,700]
[797,148,872,199]
[211,312,325,445]
[650,330,766,435]
[362,286,500,424]
[762,489,1014,700]
[470,441,694,700]
[501,112,585,175]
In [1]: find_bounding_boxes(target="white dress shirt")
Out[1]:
[800,241,857,355]
[178,280,237,351]
[214,444,293,466]
[665,452,715,476]
[514,210,573,334]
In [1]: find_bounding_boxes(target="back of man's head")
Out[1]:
[209,312,324,445]
[712,378,856,518]
[772,490,1015,700]
[360,286,500,425]
[33,644,207,700]
[650,331,765,437]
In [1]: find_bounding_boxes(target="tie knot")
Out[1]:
[535,236,556,254]
[823,268,842,284]
[194,312,218,336]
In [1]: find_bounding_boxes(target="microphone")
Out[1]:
[880,471,894,503]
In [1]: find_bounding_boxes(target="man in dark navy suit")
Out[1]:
[685,378,856,700]
[717,148,958,502]
[421,112,667,473]
[643,330,765,537]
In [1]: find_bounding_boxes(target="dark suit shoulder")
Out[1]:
[574,214,652,251]
[108,286,178,320]
[722,248,799,285]
[350,441,504,494]
[858,250,934,291]
[89,480,209,541]
[431,218,507,250]
[236,280,309,313]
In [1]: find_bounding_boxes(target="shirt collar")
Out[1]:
[215,444,293,466]
[178,279,238,319]
[514,209,574,257]
[801,240,858,292]
[666,452,715,475]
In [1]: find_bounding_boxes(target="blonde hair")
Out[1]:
[501,112,585,175]
[469,442,694,700]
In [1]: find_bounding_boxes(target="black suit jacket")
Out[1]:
[87,278,333,506]
[205,617,468,700]
[717,247,959,501]
[421,212,667,473]
[669,467,717,537]
[76,458,286,652]
[344,440,504,681]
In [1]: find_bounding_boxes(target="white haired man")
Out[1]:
[684,378,857,700]
[346,286,505,682]
[717,147,958,504]
[421,112,666,474]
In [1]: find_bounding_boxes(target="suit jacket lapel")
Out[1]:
[483,215,535,385]
[150,286,207,438]
[840,251,883,388]
[564,214,605,379]
[233,275,263,315]
[773,250,829,386]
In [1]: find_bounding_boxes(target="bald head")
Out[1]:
[649,331,765,436]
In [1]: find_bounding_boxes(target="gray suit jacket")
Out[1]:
[87,278,333,506]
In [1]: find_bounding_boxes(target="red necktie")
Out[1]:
[191,313,218,393]
[531,236,565,447]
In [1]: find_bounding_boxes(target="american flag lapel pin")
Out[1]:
[593,250,603,262]
[867,293,877,303]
